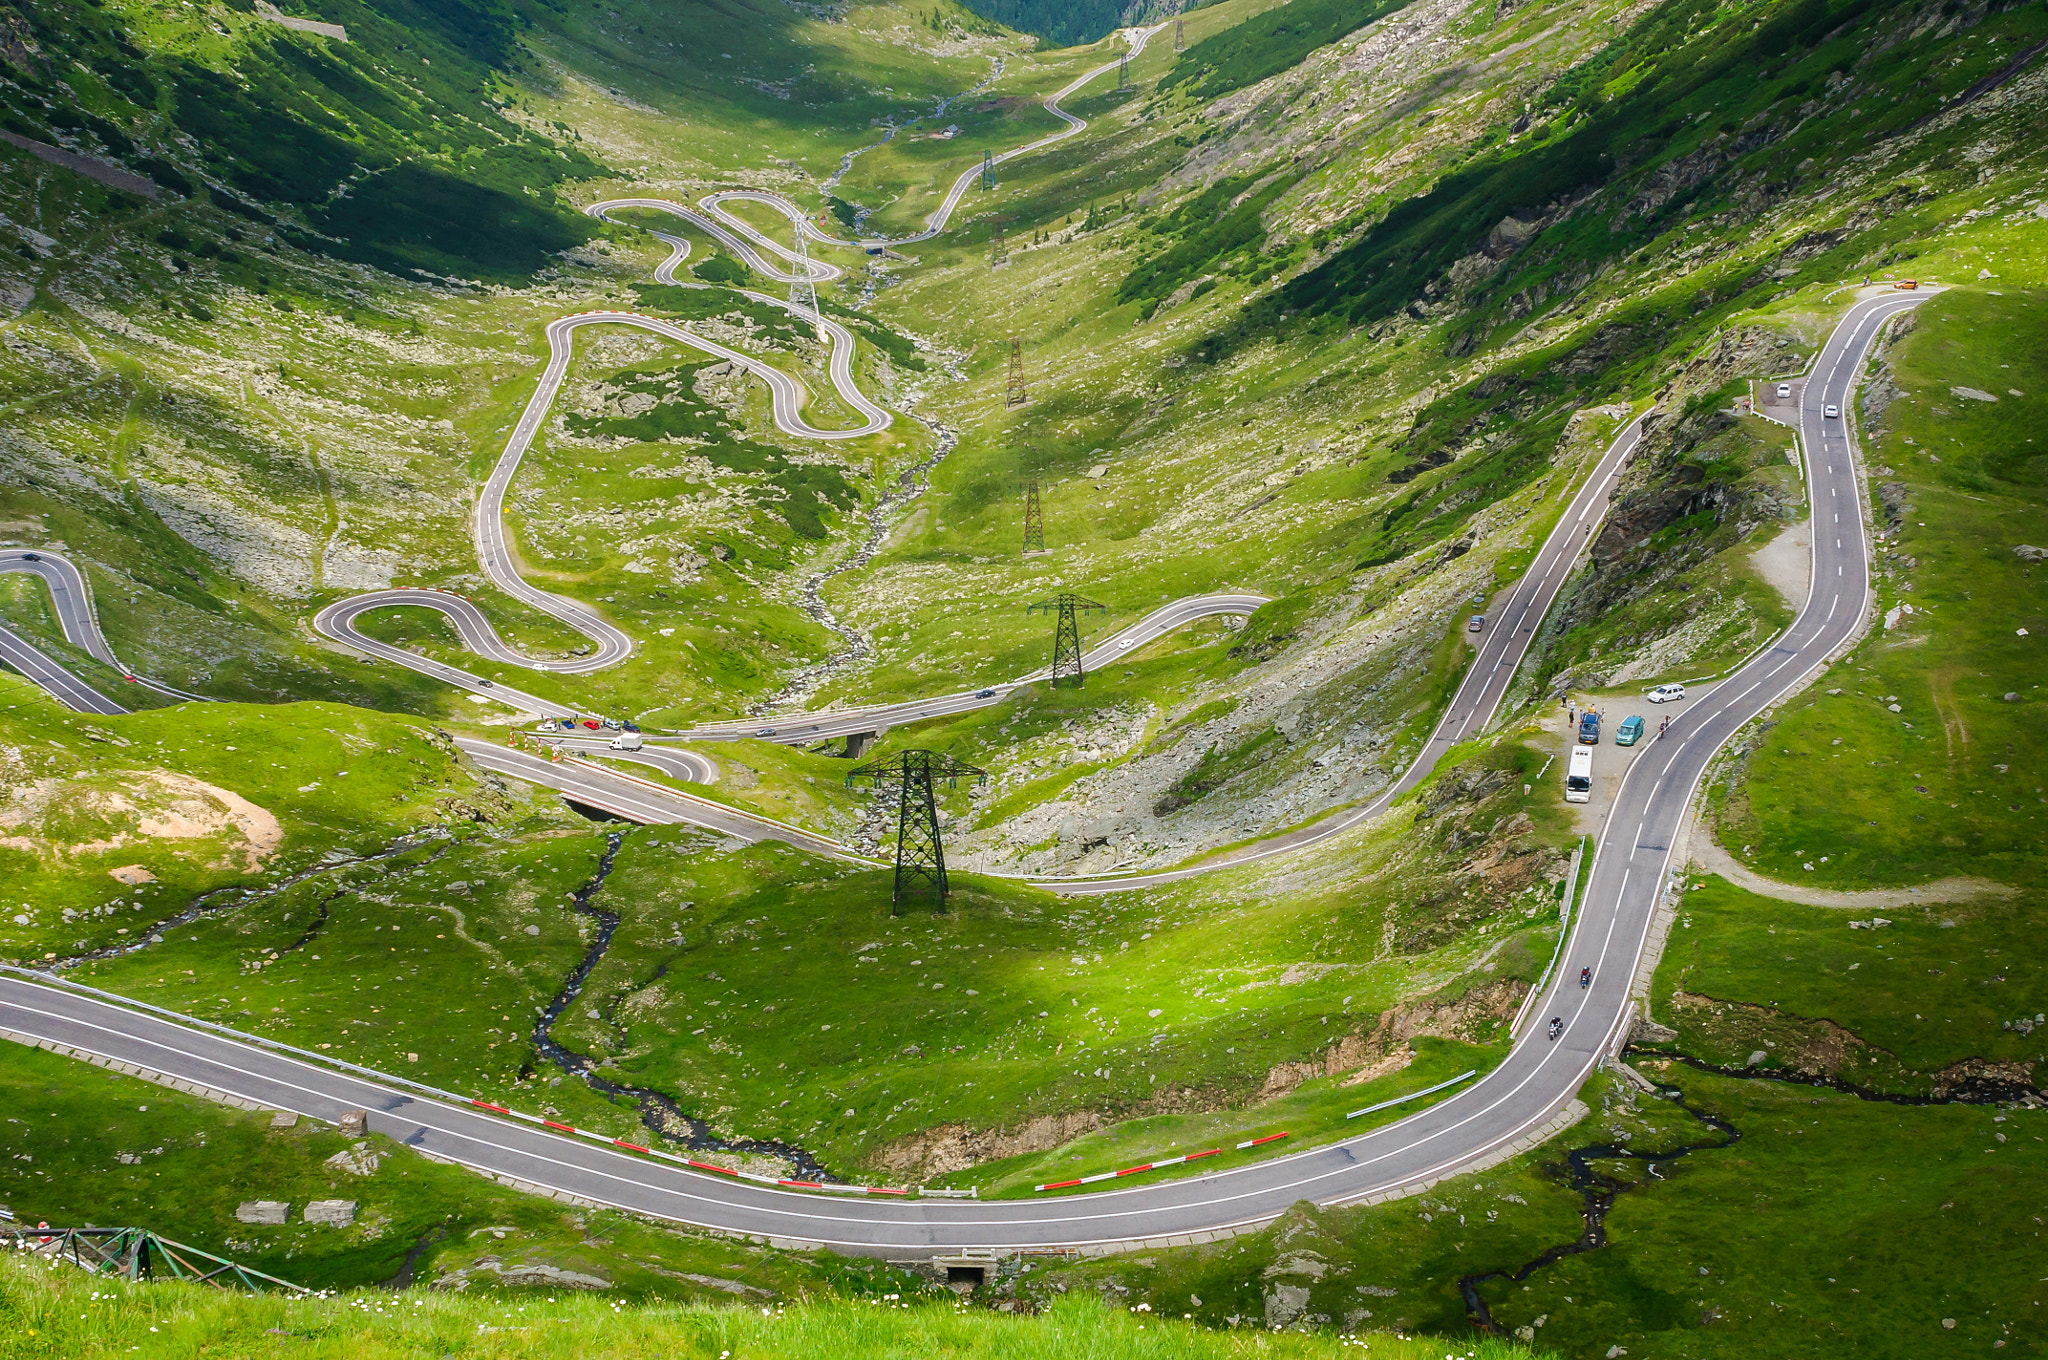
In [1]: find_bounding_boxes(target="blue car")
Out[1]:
[1577,712,1601,744]
[1615,715,1645,747]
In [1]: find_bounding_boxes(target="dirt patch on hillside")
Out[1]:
[880,978,1532,1179]
[1665,990,2038,1097]
[875,1111,1104,1180]
[1747,516,1811,611]
[0,769,282,872]
[1260,976,1528,1099]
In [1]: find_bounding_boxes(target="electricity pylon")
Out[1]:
[2,1226,307,1293]
[1117,52,1132,92]
[1005,335,1027,408]
[788,226,821,338]
[980,149,995,192]
[989,219,1008,267]
[1174,17,1184,51]
[1022,476,1045,555]
[845,749,988,911]
[1027,592,1106,687]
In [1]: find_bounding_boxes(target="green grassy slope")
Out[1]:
[0,1256,1547,1360]
[0,1041,854,1297]
[1037,1064,2043,1356]
[0,0,2044,1353]
[5,728,1566,1184]
[0,672,575,963]
[1650,288,2047,1096]
[0,0,1012,722]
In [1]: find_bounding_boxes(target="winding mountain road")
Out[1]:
[300,27,1172,718]
[0,292,1924,1256]
[0,13,1928,1254]
[1,548,207,711]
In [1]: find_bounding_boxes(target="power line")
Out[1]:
[1022,476,1045,555]
[845,750,988,910]
[1027,592,1106,688]
[1006,335,1027,408]
[788,224,819,335]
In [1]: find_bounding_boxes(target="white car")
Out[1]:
[1647,683,1686,704]
[1823,404,1840,418]
[1776,383,1791,399]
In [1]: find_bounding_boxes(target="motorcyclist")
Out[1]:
[1580,967,1592,988]
[1547,1017,1564,1040]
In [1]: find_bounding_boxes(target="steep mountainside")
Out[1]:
[0,0,2042,1353]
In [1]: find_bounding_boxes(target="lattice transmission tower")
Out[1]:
[1175,17,1184,51]
[788,226,820,336]
[1117,52,1132,92]
[1027,592,1106,688]
[3,1226,307,1293]
[846,749,988,910]
[989,219,1009,267]
[981,149,995,192]
[1022,476,1045,555]
[1005,335,1027,408]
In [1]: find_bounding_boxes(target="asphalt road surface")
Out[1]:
[0,293,1922,1254]
[1,548,206,710]
[304,28,1160,713]
[458,740,857,861]
[527,734,721,785]
[669,592,1270,745]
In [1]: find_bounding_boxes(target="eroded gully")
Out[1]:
[1457,1043,2034,1334]
[752,56,1012,713]
[1458,1075,1739,1335]
[528,828,834,1180]
[754,415,957,715]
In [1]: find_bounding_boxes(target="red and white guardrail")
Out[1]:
[1034,1132,1289,1192]
[468,1099,911,1197]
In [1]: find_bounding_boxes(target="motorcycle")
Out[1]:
[1547,1017,1564,1041]
[1580,967,1592,989]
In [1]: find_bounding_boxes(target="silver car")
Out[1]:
[1648,683,1685,704]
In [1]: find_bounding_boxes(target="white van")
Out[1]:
[1565,747,1593,803]
[608,731,644,751]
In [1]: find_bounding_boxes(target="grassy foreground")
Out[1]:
[0,1262,1544,1360]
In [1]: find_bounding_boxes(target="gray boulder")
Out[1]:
[303,1199,357,1226]
[235,1201,288,1225]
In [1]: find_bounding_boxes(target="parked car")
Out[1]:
[1565,747,1593,803]
[1578,711,1600,744]
[1615,715,1645,746]
[1775,384,1791,399]
[1824,404,1840,418]
[1468,614,1485,633]
[1648,683,1686,704]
